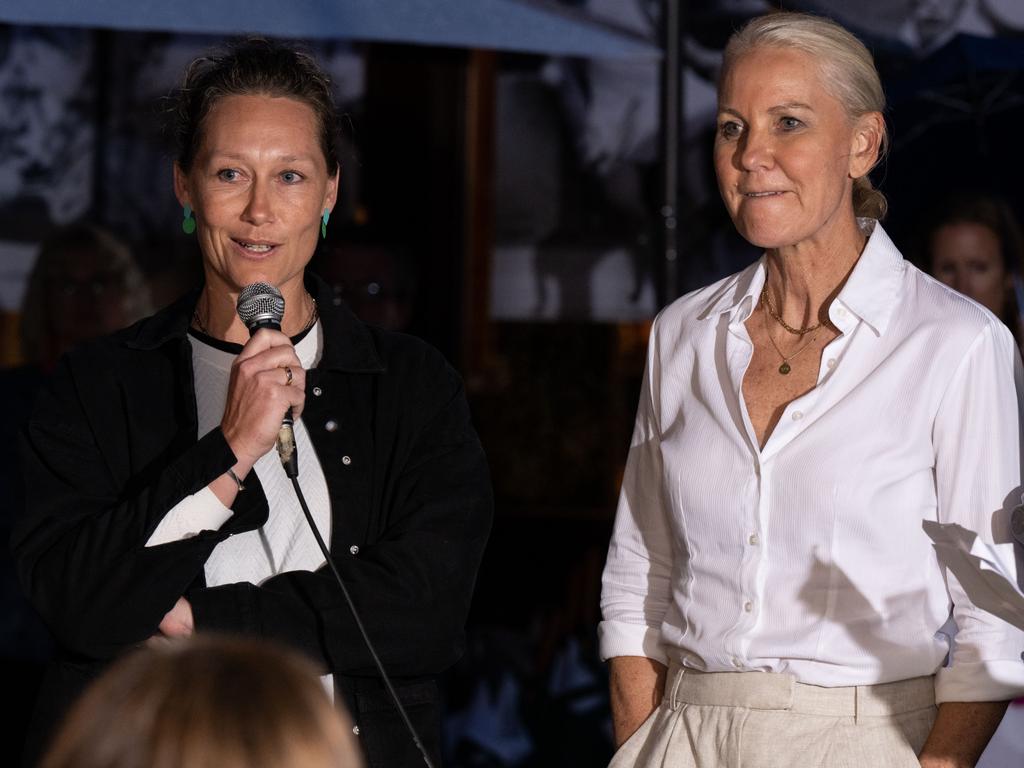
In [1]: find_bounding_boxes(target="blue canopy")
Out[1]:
[0,0,661,58]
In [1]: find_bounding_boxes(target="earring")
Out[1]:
[182,204,196,234]
[321,208,330,239]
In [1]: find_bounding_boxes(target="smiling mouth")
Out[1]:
[743,191,785,198]
[233,239,277,253]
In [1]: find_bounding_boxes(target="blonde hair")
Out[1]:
[722,12,889,219]
[41,637,363,768]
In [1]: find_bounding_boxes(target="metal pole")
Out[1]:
[660,0,682,303]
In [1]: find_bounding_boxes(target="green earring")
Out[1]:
[321,208,330,239]
[182,204,196,235]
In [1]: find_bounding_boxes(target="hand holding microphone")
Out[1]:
[221,283,305,479]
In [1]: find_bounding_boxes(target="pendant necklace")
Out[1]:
[762,299,818,375]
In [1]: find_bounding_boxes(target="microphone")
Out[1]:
[236,282,298,478]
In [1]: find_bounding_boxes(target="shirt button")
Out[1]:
[732,657,742,668]
[342,455,352,466]
[325,419,338,432]
[836,307,848,319]
[349,545,360,555]
[826,358,836,369]
[792,411,803,421]
[748,533,759,546]
[313,386,323,396]
[744,601,753,613]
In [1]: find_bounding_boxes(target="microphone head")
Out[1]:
[236,282,285,331]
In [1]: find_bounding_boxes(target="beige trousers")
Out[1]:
[609,663,937,768]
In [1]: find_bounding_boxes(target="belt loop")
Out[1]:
[853,686,860,724]
[669,662,685,709]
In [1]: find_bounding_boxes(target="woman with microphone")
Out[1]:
[14,39,492,768]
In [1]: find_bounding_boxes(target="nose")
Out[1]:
[736,126,773,172]
[241,178,274,226]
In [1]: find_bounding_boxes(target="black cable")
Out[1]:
[289,476,436,768]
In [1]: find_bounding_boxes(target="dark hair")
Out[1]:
[171,38,341,174]
[923,192,1024,341]
[40,636,362,768]
[924,194,1024,276]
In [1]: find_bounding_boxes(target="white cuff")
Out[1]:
[145,486,233,547]
[598,620,668,665]
[935,659,1024,703]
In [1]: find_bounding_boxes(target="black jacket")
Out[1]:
[13,274,493,767]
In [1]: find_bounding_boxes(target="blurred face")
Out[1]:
[47,251,132,350]
[174,94,338,298]
[931,221,1008,316]
[714,46,877,251]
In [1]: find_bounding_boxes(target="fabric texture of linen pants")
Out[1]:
[609,662,937,768]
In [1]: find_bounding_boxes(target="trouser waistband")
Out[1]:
[665,662,935,720]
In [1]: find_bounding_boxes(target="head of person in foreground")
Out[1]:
[40,636,363,768]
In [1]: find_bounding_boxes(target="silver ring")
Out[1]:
[284,366,293,386]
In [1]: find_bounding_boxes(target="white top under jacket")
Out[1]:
[599,220,1024,704]
[146,323,332,590]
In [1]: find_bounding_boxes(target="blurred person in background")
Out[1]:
[601,11,1024,768]
[923,193,1024,347]
[1,222,151,766]
[12,38,491,768]
[312,226,416,332]
[40,636,363,768]
[19,222,153,372]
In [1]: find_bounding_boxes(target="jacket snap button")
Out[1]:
[350,545,359,555]
[325,419,338,432]
[312,386,323,396]
[342,455,352,465]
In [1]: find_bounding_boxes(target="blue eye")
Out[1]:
[217,169,240,182]
[779,117,803,130]
[281,170,304,184]
[718,121,742,140]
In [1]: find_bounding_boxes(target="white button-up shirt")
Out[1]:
[600,221,1024,703]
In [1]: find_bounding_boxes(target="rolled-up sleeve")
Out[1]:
[599,316,674,664]
[933,320,1024,703]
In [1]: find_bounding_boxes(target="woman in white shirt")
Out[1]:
[601,12,1024,768]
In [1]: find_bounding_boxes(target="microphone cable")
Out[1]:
[237,282,436,768]
[289,475,436,768]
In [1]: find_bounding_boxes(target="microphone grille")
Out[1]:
[236,282,285,328]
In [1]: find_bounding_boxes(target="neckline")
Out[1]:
[187,322,317,355]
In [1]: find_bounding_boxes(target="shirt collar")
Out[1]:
[832,219,906,337]
[697,220,905,336]
[124,272,386,373]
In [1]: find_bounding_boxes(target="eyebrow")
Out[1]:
[206,152,317,164]
[718,102,815,118]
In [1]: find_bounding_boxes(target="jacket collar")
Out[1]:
[123,272,386,373]
[697,219,906,337]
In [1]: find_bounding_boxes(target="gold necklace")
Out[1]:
[762,299,818,375]
[761,281,823,337]
[191,294,319,338]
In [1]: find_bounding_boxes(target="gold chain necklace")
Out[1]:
[762,299,818,375]
[761,281,823,337]
[191,294,319,338]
